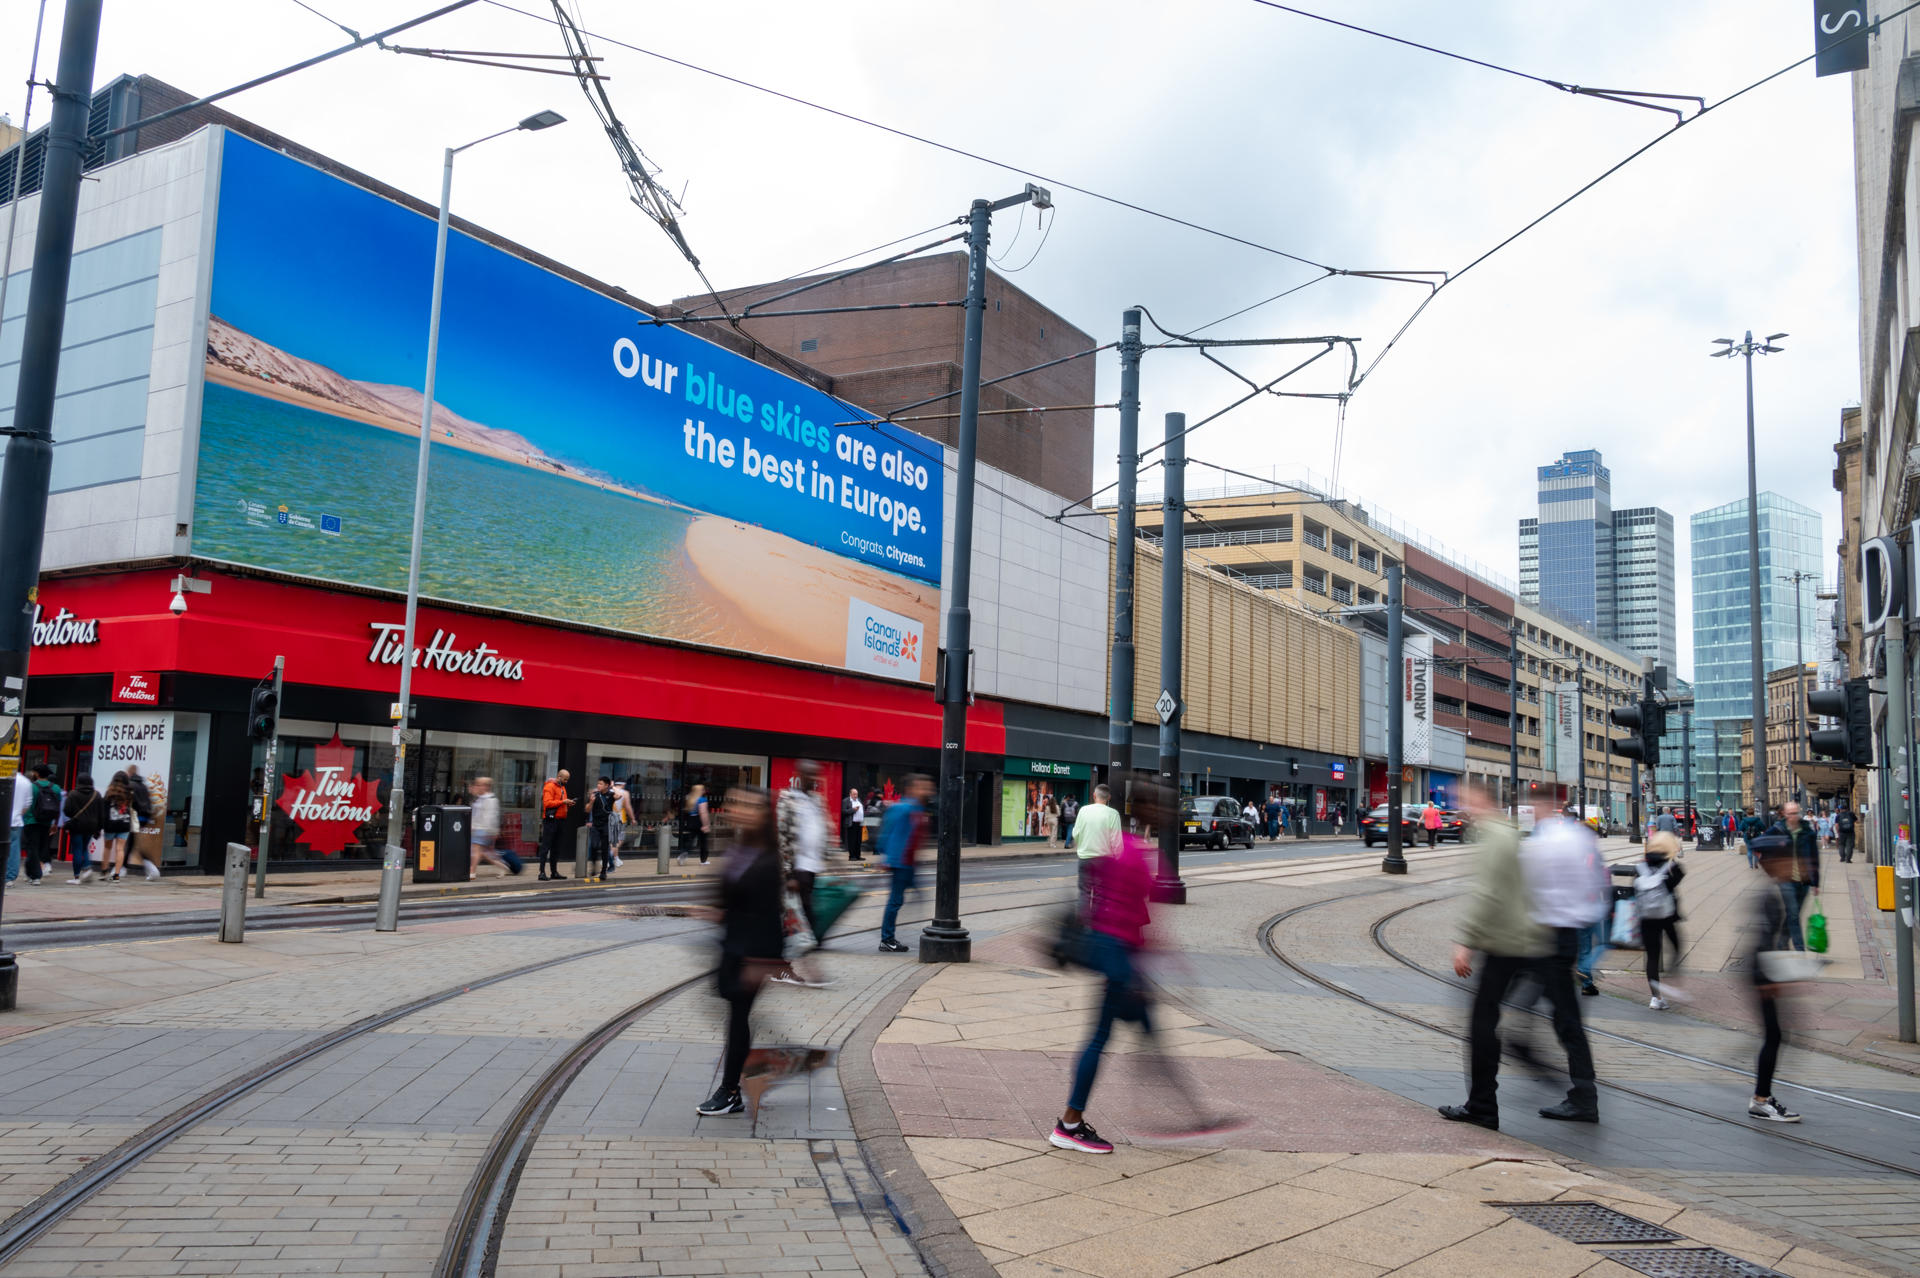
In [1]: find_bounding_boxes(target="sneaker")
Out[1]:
[143,863,161,880]
[611,855,622,869]
[24,877,39,886]
[66,877,83,885]
[1049,1120,1113,1154]
[878,939,908,953]
[1748,1098,1800,1123]
[1649,997,1670,1011]
[696,1087,744,1116]
[770,970,806,986]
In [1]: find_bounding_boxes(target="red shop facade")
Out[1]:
[23,566,1006,874]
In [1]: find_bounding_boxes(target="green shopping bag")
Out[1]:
[1806,894,1828,955]
[810,875,863,940]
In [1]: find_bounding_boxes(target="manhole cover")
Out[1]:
[1596,1248,1789,1278]
[1497,1201,1682,1244]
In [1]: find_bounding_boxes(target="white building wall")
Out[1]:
[1,130,215,571]
[939,460,1110,716]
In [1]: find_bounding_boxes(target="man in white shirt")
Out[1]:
[776,762,832,985]
[1071,784,1123,911]
[468,777,521,875]
[1516,815,1608,1122]
[6,771,29,885]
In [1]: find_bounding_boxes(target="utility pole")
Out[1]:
[1108,309,1143,787]
[1155,413,1188,904]
[254,657,284,899]
[1682,705,1693,832]
[1507,623,1520,819]
[0,0,104,1012]
[922,186,1046,965]
[1885,619,1915,1042]
[1383,562,1408,874]
[1782,568,1815,804]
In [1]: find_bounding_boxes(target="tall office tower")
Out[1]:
[1518,451,1677,671]
[1688,493,1824,813]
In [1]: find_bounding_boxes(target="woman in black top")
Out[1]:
[695,786,785,1117]
[1748,838,1801,1123]
[62,774,103,885]
[101,772,135,881]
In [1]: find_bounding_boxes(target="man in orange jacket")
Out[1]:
[539,769,573,881]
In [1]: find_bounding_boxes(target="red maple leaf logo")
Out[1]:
[276,732,384,856]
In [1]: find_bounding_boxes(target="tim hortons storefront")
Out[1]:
[22,566,1006,873]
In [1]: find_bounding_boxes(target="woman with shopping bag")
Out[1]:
[1634,832,1687,1009]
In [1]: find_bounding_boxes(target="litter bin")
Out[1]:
[413,805,473,883]
[1696,824,1723,851]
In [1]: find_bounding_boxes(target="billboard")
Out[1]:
[1401,634,1433,766]
[190,134,941,682]
[1555,681,1583,785]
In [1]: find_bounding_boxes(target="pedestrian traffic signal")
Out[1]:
[1608,699,1663,768]
[249,684,279,740]
[1808,677,1872,766]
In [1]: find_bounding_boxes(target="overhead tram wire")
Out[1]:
[482,0,1336,271]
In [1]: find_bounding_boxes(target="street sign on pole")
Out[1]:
[1155,689,1177,724]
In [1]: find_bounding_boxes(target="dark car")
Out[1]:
[1180,796,1258,850]
[1360,803,1465,847]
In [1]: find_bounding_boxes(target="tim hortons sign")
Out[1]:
[365,622,525,682]
[277,733,383,856]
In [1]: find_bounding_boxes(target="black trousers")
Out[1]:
[1643,915,1679,993]
[1838,831,1855,862]
[1426,828,1438,847]
[718,955,762,1092]
[539,816,564,876]
[20,823,49,881]
[1755,990,1783,1098]
[1465,929,1597,1118]
[588,823,610,872]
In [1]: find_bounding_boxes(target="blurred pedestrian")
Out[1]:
[685,784,712,865]
[1769,801,1819,951]
[876,774,931,953]
[1836,805,1857,863]
[469,777,521,875]
[843,788,865,862]
[6,768,27,885]
[1072,783,1122,912]
[774,761,831,986]
[694,786,785,1118]
[538,768,573,881]
[1422,801,1443,848]
[1747,838,1802,1123]
[62,773,103,885]
[1043,796,1061,847]
[99,772,136,882]
[1636,831,1686,1009]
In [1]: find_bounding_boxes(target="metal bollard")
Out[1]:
[657,822,671,875]
[219,843,250,943]
[574,826,590,880]
[374,844,404,932]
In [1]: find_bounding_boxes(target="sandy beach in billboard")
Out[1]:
[683,516,939,681]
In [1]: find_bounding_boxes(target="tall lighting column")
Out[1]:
[374,110,566,932]
[1710,331,1785,821]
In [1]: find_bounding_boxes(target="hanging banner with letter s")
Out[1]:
[1402,635,1433,766]
[1814,1,1870,76]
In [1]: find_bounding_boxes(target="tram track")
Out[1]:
[1259,890,1920,1179]
[0,877,1067,1274]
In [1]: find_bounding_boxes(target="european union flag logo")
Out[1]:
[320,514,342,534]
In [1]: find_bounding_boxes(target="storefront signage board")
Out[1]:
[191,134,942,685]
[1004,757,1092,780]
[111,671,161,704]
[276,732,383,857]
[93,710,172,777]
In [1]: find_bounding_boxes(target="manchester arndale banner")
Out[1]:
[1401,635,1433,767]
[189,133,941,683]
[1555,680,1583,785]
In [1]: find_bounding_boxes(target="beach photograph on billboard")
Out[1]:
[190,133,942,682]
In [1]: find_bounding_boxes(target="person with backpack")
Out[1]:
[1635,831,1687,1009]
[1835,805,1858,863]
[99,772,137,882]
[19,765,60,884]
[62,774,104,885]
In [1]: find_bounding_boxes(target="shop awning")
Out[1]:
[1792,761,1855,795]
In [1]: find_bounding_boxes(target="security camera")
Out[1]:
[169,591,188,616]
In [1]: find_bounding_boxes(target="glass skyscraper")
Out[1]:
[1689,493,1823,813]
[1518,450,1677,672]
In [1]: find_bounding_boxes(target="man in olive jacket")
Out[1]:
[1437,813,1552,1131]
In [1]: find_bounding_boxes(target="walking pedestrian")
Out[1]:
[468,777,522,875]
[538,769,573,881]
[6,766,28,885]
[1071,783,1122,912]
[1422,801,1443,849]
[1042,796,1061,848]
[694,785,785,1118]
[1836,805,1857,863]
[1264,791,1281,841]
[607,782,632,875]
[774,761,831,985]
[842,787,865,862]
[685,784,712,864]
[62,774,103,885]
[585,777,615,883]
[876,774,931,953]
[100,772,135,881]
[1768,801,1819,951]
[1739,807,1765,869]
[1060,792,1080,849]
[1654,808,1677,836]
[1746,837,1802,1122]
[124,764,161,880]
[1636,831,1686,1009]
[1439,811,1606,1130]
[18,765,59,884]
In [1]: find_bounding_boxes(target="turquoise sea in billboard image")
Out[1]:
[194,381,748,651]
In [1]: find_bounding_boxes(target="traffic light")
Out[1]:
[248,683,279,741]
[1608,698,1662,768]
[1808,677,1872,766]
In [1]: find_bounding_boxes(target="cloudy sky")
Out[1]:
[5,1,1860,677]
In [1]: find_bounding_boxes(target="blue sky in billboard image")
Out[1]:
[207,134,941,585]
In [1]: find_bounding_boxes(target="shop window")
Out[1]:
[257,720,398,862]
[683,750,767,844]
[421,730,559,860]
[591,744,682,847]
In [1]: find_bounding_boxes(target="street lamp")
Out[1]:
[375,109,566,932]
[1780,568,1816,804]
[1710,330,1785,820]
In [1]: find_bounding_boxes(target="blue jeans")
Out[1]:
[1786,881,1812,951]
[1575,921,1607,984]
[6,825,18,883]
[880,864,915,943]
[1069,931,1152,1112]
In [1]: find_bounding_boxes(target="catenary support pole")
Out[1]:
[1683,707,1693,834]
[1155,413,1188,904]
[1383,562,1408,874]
[1885,619,1914,1042]
[1108,309,1143,788]
[254,657,283,898]
[1508,623,1519,818]
[1743,333,1769,820]
[0,0,104,1011]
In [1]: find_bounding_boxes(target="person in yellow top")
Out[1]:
[539,769,573,881]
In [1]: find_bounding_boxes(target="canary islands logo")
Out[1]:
[845,598,925,683]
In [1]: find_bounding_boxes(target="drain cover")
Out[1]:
[1596,1248,1789,1278]
[1497,1201,1682,1245]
